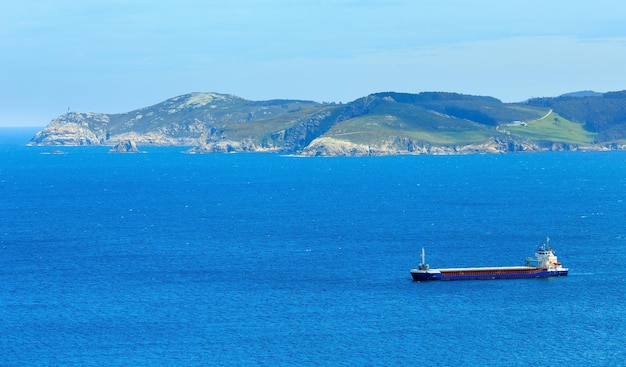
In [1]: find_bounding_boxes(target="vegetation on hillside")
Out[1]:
[526,91,626,141]
[505,111,596,145]
[30,90,626,154]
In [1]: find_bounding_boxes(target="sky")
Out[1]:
[2,0,626,127]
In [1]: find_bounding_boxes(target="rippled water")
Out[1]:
[1,129,625,366]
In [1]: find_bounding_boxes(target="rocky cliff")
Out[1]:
[29,91,626,155]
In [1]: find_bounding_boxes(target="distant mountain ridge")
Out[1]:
[30,90,626,155]
[558,90,603,98]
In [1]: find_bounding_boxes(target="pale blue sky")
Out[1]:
[2,0,626,126]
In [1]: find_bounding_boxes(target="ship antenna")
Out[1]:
[420,247,425,265]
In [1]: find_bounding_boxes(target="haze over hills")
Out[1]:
[29,90,626,155]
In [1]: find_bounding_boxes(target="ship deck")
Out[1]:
[429,266,537,272]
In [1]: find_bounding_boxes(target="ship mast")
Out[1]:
[418,247,429,270]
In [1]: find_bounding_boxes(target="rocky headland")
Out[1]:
[29,91,626,155]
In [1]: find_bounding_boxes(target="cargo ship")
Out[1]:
[410,238,568,281]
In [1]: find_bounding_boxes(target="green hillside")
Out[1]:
[325,99,499,145]
[505,111,596,144]
[30,90,626,154]
[527,91,626,141]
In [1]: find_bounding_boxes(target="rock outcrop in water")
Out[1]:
[109,140,141,153]
[29,91,626,155]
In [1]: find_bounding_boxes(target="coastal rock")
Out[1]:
[109,132,197,146]
[30,113,107,145]
[28,90,626,155]
[109,140,141,153]
[301,137,371,156]
[186,138,281,153]
[301,136,543,156]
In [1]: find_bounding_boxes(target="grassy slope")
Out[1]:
[506,111,596,144]
[321,98,561,146]
[326,115,497,144]
[325,102,499,145]
[107,98,325,143]
[221,104,337,145]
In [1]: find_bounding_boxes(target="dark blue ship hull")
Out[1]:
[411,268,569,281]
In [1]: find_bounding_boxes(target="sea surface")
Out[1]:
[1,128,625,366]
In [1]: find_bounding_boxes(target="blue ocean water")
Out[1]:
[1,128,625,366]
